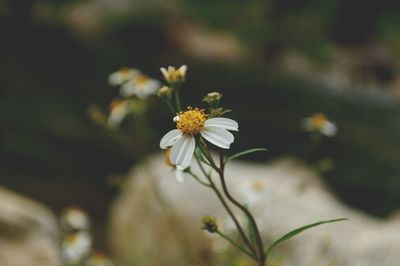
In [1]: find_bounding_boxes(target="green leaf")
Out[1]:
[247,219,257,246]
[266,218,348,255]
[226,148,268,162]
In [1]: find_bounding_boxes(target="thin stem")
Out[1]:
[194,155,257,259]
[174,90,181,112]
[218,151,266,265]
[186,170,212,187]
[216,230,256,260]
[165,99,176,115]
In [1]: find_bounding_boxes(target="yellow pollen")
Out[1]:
[65,233,77,244]
[251,180,264,192]
[109,99,124,111]
[135,75,150,85]
[311,113,327,130]
[176,107,207,135]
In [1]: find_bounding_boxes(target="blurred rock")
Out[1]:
[0,187,62,266]
[109,154,400,266]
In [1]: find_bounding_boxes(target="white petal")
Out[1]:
[201,126,234,149]
[108,73,121,86]
[321,122,337,137]
[175,167,185,183]
[178,65,187,75]
[170,135,195,168]
[205,117,239,131]
[160,67,168,79]
[160,129,183,149]
[120,82,136,97]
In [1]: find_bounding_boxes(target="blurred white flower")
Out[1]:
[120,74,160,99]
[160,65,187,83]
[160,108,238,168]
[62,232,92,265]
[86,252,114,266]
[108,67,140,86]
[107,99,130,128]
[239,179,266,207]
[60,207,90,232]
[301,113,337,137]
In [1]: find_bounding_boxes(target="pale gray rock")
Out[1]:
[109,154,400,266]
[0,187,62,266]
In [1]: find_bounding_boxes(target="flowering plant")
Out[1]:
[103,65,346,266]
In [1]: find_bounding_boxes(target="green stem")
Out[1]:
[187,170,211,187]
[174,90,182,112]
[218,151,266,265]
[194,155,258,260]
[216,230,256,260]
[165,99,176,115]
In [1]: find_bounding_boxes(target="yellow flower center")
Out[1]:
[251,180,264,192]
[176,107,207,135]
[311,113,327,130]
[135,75,150,85]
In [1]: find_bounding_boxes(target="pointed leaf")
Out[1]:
[267,218,348,254]
[227,148,268,162]
[247,219,257,246]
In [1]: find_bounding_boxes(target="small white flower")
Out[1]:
[160,65,187,83]
[62,232,92,264]
[108,67,140,86]
[160,107,238,168]
[239,179,266,207]
[301,113,337,137]
[120,74,160,99]
[107,99,130,128]
[87,252,114,266]
[60,207,90,232]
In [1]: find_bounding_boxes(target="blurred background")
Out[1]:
[1,0,400,261]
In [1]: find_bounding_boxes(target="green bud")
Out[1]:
[203,92,223,106]
[201,215,218,233]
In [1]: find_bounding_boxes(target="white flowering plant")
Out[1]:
[102,65,346,266]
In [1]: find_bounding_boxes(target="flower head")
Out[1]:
[157,86,173,99]
[301,113,337,137]
[62,232,92,264]
[160,65,187,84]
[108,67,140,86]
[203,92,223,106]
[60,207,90,232]
[87,252,114,266]
[120,74,160,99]
[107,99,130,128]
[160,107,238,168]
[202,216,218,233]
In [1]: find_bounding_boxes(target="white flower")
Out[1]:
[120,74,160,99]
[60,207,90,232]
[108,67,140,86]
[301,113,337,137]
[87,252,114,266]
[239,179,266,207]
[107,99,130,128]
[62,232,92,264]
[160,65,187,83]
[160,107,238,168]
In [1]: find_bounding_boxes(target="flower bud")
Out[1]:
[201,215,218,233]
[203,92,223,107]
[160,65,187,84]
[157,86,173,99]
